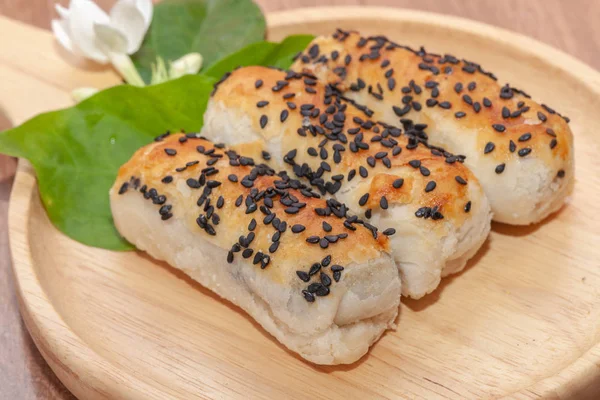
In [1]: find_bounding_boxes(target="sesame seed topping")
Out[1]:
[518,133,532,142]
[455,176,467,185]
[484,142,495,154]
[359,193,369,206]
[164,148,177,156]
[393,178,404,188]
[260,115,268,129]
[425,181,436,192]
[495,163,506,174]
[492,124,506,132]
[518,148,532,157]
[118,182,128,195]
[380,196,388,209]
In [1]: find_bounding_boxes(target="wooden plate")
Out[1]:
[7,7,600,399]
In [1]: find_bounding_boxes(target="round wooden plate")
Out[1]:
[9,7,600,399]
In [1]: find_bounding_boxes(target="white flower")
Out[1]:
[150,53,204,85]
[71,87,100,102]
[52,0,152,86]
[169,53,203,79]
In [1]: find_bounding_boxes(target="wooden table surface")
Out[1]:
[0,0,598,399]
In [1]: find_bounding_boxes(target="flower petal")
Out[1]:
[55,4,70,19]
[68,0,110,63]
[94,23,128,54]
[135,0,153,28]
[169,53,203,79]
[51,18,74,53]
[109,0,148,54]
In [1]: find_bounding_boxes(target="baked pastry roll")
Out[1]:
[110,134,401,365]
[290,30,574,225]
[202,66,491,298]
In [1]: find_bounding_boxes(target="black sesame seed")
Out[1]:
[280,109,289,122]
[409,160,421,168]
[297,271,310,282]
[383,228,396,236]
[518,148,532,157]
[484,142,495,154]
[269,242,279,253]
[333,271,342,282]
[393,178,404,188]
[309,263,321,276]
[537,111,547,122]
[502,107,510,119]
[255,79,263,89]
[306,236,320,244]
[359,193,369,206]
[320,272,332,287]
[455,111,466,118]
[186,177,204,189]
[380,196,389,209]
[425,181,436,192]
[322,222,332,232]
[319,238,329,249]
[256,100,269,108]
[464,201,472,212]
[557,169,565,178]
[315,285,330,297]
[164,148,177,156]
[550,138,558,149]
[118,182,128,195]
[292,224,305,233]
[228,174,238,183]
[483,98,492,107]
[439,101,451,109]
[302,290,315,302]
[519,133,532,142]
[420,166,430,176]
[260,115,268,129]
[495,163,506,174]
[492,124,506,132]
[509,140,516,153]
[455,176,467,185]
[161,176,173,184]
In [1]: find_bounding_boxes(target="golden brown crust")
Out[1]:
[290,31,572,189]
[112,134,389,301]
[211,66,480,227]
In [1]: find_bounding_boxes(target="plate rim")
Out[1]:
[9,6,600,399]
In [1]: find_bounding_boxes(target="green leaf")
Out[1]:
[132,0,266,83]
[0,75,216,250]
[203,35,315,79]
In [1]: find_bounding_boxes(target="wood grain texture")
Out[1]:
[1,1,600,399]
